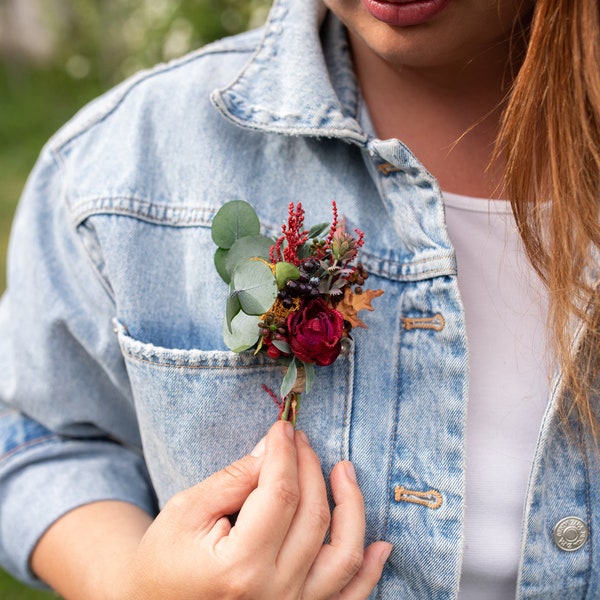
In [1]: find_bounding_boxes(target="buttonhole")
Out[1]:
[394,486,443,509]
[401,313,445,332]
[378,162,402,176]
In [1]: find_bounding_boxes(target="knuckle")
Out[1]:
[309,501,331,533]
[222,458,254,483]
[223,566,263,600]
[223,579,252,600]
[340,547,364,579]
[163,488,191,514]
[272,479,300,509]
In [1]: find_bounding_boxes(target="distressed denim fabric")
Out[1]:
[1,0,599,597]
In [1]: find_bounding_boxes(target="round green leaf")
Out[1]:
[214,248,230,283]
[231,260,277,315]
[223,311,260,352]
[211,200,261,249]
[225,292,241,332]
[225,235,274,279]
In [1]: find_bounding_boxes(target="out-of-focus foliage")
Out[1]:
[65,0,269,85]
[2,0,271,86]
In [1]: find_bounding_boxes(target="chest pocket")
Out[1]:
[116,322,354,505]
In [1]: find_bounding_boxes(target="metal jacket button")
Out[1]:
[553,517,588,551]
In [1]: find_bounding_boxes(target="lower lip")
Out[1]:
[361,0,451,27]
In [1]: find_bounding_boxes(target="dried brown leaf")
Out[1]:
[336,287,384,329]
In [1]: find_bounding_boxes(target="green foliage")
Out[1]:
[7,0,271,88]
[212,200,272,288]
[0,569,56,599]
[281,356,298,397]
[230,260,277,316]
[307,222,330,239]
[212,200,278,349]
[222,310,260,352]
[224,235,274,280]
[275,262,300,289]
[211,200,261,249]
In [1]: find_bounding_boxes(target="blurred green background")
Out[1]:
[0,0,270,596]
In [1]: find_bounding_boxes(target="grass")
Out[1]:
[0,571,59,599]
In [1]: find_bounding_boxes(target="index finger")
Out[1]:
[223,420,300,561]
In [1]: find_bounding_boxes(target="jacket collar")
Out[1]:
[211,0,368,144]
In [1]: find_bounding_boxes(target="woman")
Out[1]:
[1,0,599,598]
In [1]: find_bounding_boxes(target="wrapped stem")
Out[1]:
[280,392,302,427]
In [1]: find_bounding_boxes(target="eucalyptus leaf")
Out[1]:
[231,260,277,315]
[211,200,260,249]
[272,339,291,354]
[225,235,274,279]
[214,248,230,283]
[275,262,300,289]
[281,357,298,398]
[222,311,260,352]
[225,292,241,333]
[304,361,315,394]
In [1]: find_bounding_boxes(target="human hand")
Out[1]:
[124,420,392,599]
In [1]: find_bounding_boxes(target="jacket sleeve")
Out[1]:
[0,145,157,588]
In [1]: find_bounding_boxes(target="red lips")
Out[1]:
[361,0,452,27]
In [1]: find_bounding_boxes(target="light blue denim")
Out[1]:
[1,0,598,597]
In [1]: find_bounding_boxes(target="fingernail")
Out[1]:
[283,420,294,440]
[379,543,393,564]
[296,430,309,444]
[250,436,266,457]
[344,461,357,482]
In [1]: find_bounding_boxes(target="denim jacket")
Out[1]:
[1,0,599,597]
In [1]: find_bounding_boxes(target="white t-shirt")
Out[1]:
[442,191,550,599]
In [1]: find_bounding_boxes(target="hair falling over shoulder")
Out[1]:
[497,0,600,438]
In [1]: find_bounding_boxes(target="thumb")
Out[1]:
[166,436,266,534]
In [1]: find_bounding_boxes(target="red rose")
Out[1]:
[287,299,344,366]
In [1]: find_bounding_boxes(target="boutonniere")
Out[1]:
[212,200,383,426]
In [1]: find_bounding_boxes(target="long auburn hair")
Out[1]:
[497,0,600,436]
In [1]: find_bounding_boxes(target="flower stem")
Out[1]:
[280,392,302,427]
[292,393,301,427]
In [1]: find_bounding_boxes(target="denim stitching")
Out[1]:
[582,432,592,598]
[341,341,354,463]
[124,353,282,370]
[377,307,404,600]
[72,200,456,281]
[71,197,217,228]
[0,435,57,462]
